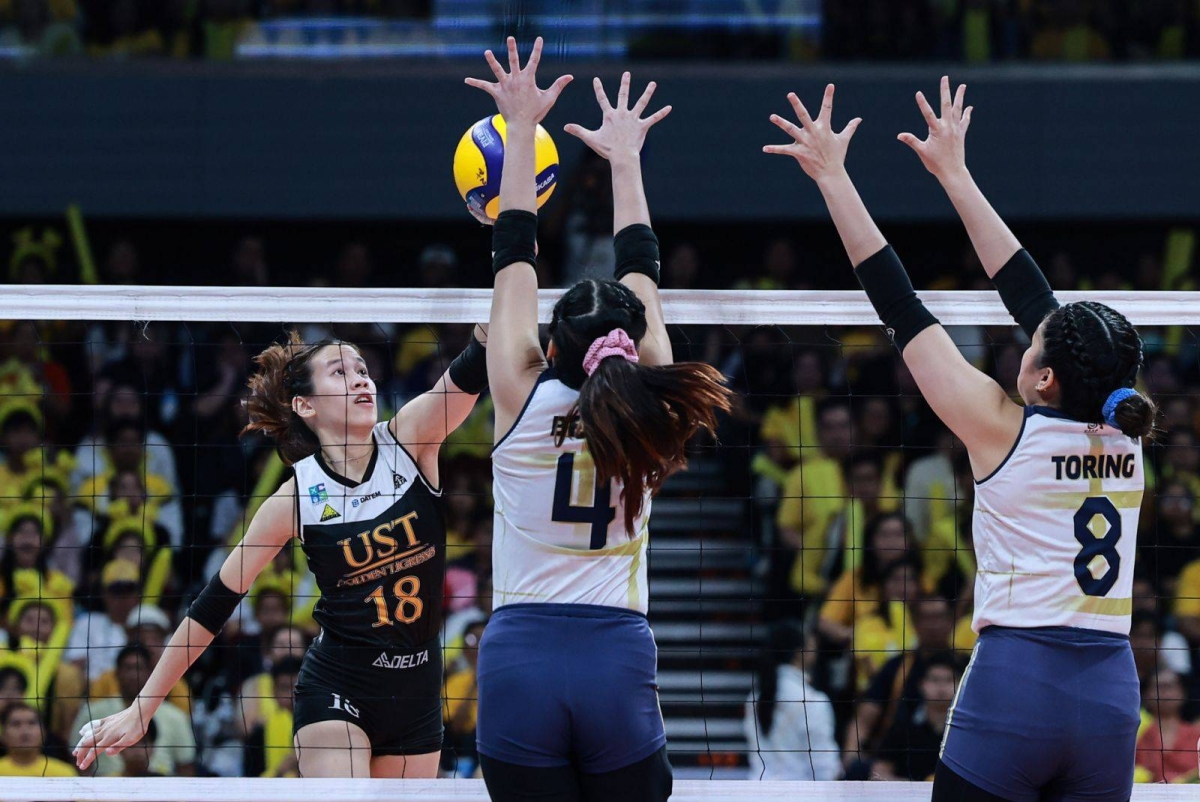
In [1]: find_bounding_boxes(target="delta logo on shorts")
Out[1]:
[372,649,430,670]
[308,483,328,505]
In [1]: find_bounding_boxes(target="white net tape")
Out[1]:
[0,779,1193,801]
[6,285,1200,325]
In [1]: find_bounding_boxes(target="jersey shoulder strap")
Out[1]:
[493,368,576,453]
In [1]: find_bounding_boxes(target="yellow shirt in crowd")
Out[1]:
[0,755,77,776]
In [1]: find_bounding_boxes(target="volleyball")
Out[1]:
[453,114,559,225]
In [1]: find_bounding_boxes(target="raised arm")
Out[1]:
[74,479,297,770]
[564,72,673,366]
[465,37,572,438]
[899,77,1058,336]
[765,86,1023,477]
[390,324,489,486]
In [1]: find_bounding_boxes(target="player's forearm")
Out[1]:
[815,170,887,268]
[498,121,538,214]
[611,155,651,232]
[936,168,1021,278]
[134,618,213,717]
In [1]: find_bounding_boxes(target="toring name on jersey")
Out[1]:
[338,512,422,570]
[1050,454,1136,481]
[551,415,585,441]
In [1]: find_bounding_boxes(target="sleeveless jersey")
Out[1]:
[491,369,651,613]
[292,421,445,648]
[972,407,1144,635]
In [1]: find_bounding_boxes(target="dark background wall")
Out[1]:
[1,62,1197,222]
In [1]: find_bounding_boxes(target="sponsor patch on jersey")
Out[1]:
[352,490,382,509]
[308,483,328,505]
[320,503,341,522]
[393,473,407,490]
[372,649,430,670]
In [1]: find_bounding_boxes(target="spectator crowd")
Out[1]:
[0,207,1195,785]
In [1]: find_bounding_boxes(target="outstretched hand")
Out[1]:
[898,75,972,179]
[563,72,672,163]
[73,705,151,771]
[464,36,573,127]
[764,84,862,183]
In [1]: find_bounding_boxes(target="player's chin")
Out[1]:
[349,399,378,425]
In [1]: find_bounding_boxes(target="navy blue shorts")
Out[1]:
[476,603,667,774]
[939,626,1140,802]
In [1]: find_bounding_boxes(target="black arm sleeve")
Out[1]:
[991,249,1060,339]
[491,210,538,275]
[854,245,940,352]
[186,572,246,636]
[613,223,661,284]
[447,333,487,395]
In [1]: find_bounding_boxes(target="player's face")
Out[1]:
[1017,325,1050,405]
[305,344,377,435]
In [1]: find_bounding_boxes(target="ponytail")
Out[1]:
[578,356,732,534]
[242,332,357,466]
[549,279,733,535]
[1107,389,1158,441]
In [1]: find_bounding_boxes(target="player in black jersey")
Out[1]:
[74,329,490,778]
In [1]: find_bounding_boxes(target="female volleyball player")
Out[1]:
[465,37,732,801]
[73,329,491,778]
[765,82,1154,802]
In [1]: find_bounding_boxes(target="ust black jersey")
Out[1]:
[293,421,446,649]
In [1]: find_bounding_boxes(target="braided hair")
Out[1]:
[549,279,733,534]
[1039,301,1157,439]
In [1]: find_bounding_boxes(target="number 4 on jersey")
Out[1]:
[552,452,616,549]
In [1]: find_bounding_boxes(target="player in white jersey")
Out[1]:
[75,330,490,778]
[466,38,732,802]
[766,79,1156,801]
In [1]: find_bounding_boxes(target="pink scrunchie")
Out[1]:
[582,329,639,377]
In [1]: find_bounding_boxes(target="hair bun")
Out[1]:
[1111,390,1158,440]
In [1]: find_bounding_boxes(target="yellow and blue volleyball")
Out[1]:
[453,115,559,225]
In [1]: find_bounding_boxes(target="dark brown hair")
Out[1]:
[1039,301,1157,439]
[242,332,361,465]
[550,280,734,534]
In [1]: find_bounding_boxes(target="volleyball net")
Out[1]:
[0,286,1197,798]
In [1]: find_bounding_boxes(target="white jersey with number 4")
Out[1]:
[972,407,1144,635]
[491,369,651,613]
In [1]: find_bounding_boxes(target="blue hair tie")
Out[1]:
[1102,387,1138,427]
